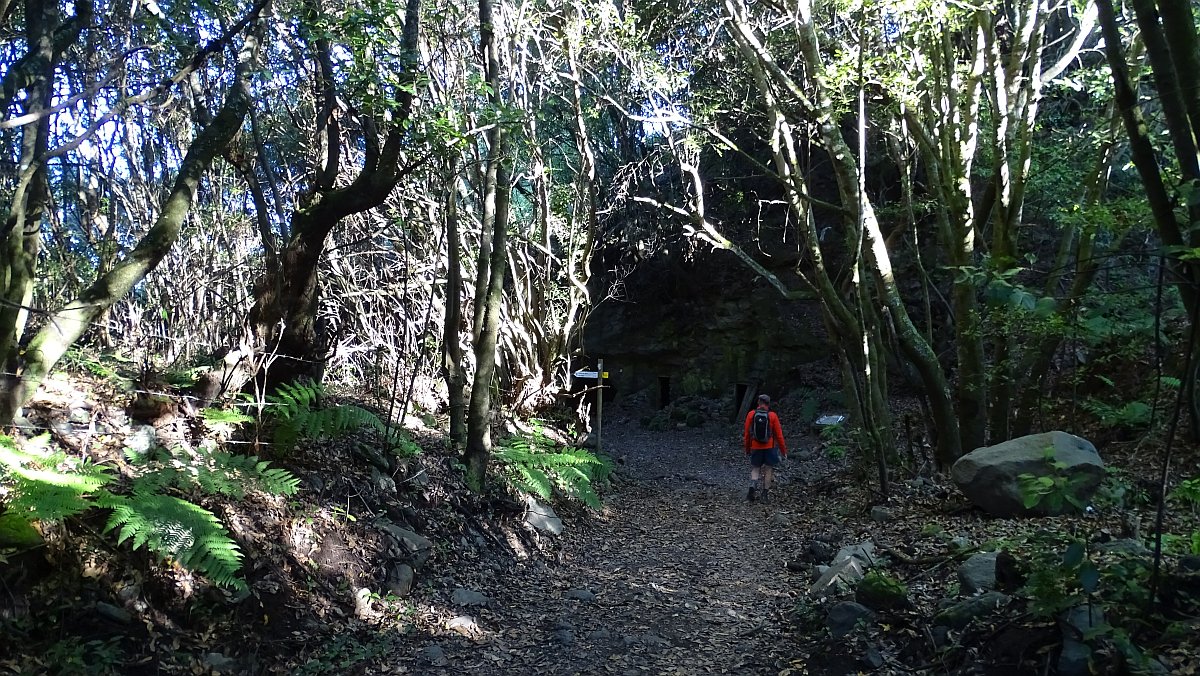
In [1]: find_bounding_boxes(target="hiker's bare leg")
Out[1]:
[763,466,774,491]
[750,466,761,484]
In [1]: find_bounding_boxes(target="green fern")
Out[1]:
[0,434,111,521]
[1,432,296,590]
[130,445,300,499]
[265,380,386,452]
[98,491,246,591]
[202,407,255,425]
[1081,398,1152,430]
[494,421,613,509]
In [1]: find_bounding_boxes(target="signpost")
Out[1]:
[573,359,606,453]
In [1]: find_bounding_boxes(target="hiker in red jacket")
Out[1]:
[743,394,787,502]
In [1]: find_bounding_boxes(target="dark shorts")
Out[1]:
[749,448,780,468]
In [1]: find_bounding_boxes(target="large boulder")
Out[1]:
[951,431,1104,517]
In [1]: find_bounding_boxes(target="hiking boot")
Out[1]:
[747,485,757,502]
[761,488,770,504]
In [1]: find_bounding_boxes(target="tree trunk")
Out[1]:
[442,161,467,448]
[463,0,511,491]
[245,0,422,392]
[0,0,76,386]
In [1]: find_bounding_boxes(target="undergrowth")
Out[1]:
[0,433,299,590]
[493,420,613,508]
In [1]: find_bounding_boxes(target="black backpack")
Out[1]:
[752,409,771,443]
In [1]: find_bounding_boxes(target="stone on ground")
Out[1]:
[958,551,998,595]
[950,431,1104,516]
[450,588,490,607]
[827,601,874,638]
[933,592,1010,628]
[524,496,564,535]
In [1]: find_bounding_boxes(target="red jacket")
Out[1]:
[744,406,787,457]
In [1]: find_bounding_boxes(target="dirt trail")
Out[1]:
[402,412,823,675]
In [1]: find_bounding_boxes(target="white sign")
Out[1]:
[574,370,599,379]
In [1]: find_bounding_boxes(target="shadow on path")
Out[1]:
[401,416,827,675]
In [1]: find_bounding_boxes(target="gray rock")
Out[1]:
[1180,555,1200,573]
[640,633,670,647]
[203,653,238,672]
[807,540,836,561]
[770,512,790,526]
[833,541,877,566]
[419,645,448,667]
[949,535,973,551]
[933,592,1010,628]
[451,588,490,607]
[552,629,575,645]
[126,425,157,455]
[370,466,396,493]
[563,589,597,602]
[447,615,482,637]
[855,573,909,610]
[404,466,430,487]
[810,556,868,597]
[95,601,132,624]
[958,552,999,595]
[587,629,613,642]
[1059,605,1106,676]
[951,431,1104,517]
[1095,538,1149,556]
[117,584,140,603]
[356,442,393,473]
[865,645,884,669]
[353,587,373,619]
[869,506,892,523]
[386,564,414,597]
[827,601,874,638]
[524,496,563,536]
[375,521,433,568]
[69,408,92,424]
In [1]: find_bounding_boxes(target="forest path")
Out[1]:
[401,409,827,675]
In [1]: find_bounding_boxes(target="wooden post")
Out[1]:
[596,358,604,454]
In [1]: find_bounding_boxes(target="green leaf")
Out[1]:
[202,407,255,425]
[1064,542,1086,568]
[1079,563,1100,593]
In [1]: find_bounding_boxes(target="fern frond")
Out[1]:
[0,435,112,521]
[557,466,602,509]
[202,407,255,425]
[264,381,384,453]
[103,493,246,590]
[494,431,610,508]
[512,464,553,500]
[0,442,109,492]
[134,447,300,498]
[6,483,94,521]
